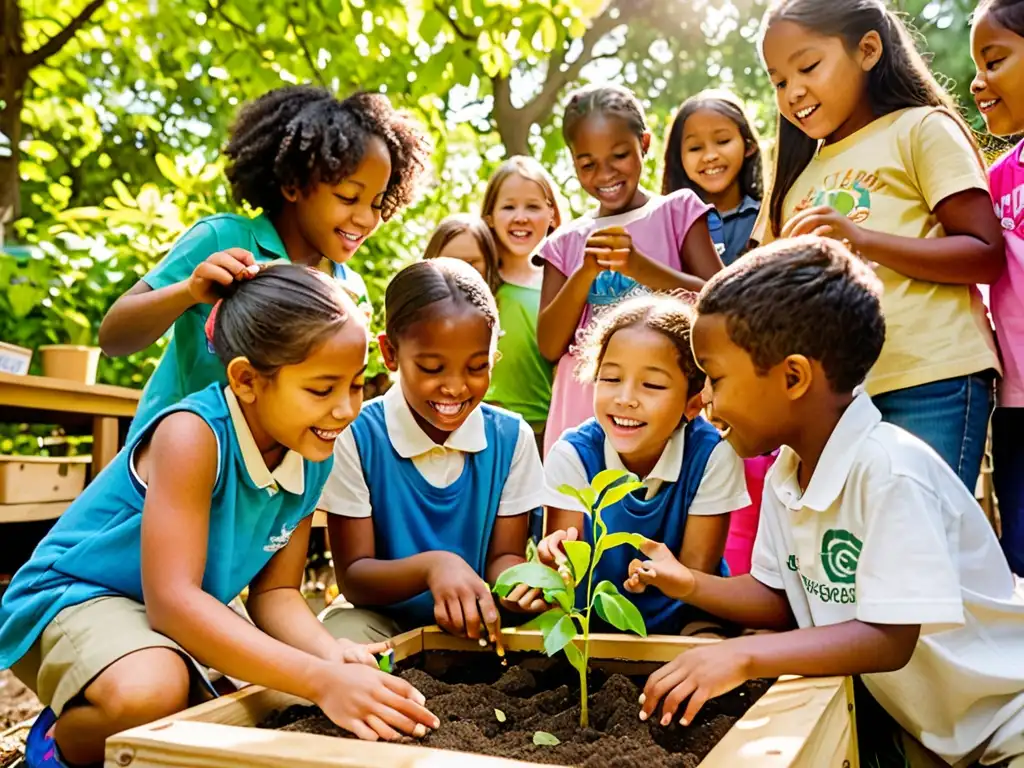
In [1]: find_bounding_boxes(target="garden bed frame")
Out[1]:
[104,627,858,768]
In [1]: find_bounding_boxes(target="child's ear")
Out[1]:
[781,354,813,400]
[281,185,301,204]
[744,141,758,159]
[684,389,705,422]
[484,214,493,228]
[858,30,883,72]
[226,357,260,403]
[378,333,399,373]
[641,131,652,156]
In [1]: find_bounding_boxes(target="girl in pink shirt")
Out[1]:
[535,84,724,455]
[972,0,1024,575]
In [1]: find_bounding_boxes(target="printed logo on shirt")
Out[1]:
[992,183,1024,233]
[794,170,888,224]
[820,529,863,584]
[787,554,799,572]
[263,523,296,553]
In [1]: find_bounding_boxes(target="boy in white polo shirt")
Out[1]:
[628,236,1024,767]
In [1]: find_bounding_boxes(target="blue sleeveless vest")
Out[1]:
[562,417,723,635]
[350,400,523,628]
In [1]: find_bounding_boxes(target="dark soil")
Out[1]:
[259,653,772,767]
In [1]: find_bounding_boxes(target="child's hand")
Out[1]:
[624,539,695,600]
[327,638,389,668]
[640,640,753,726]
[188,248,259,305]
[586,226,639,278]
[780,206,867,259]
[499,583,549,614]
[426,553,502,641]
[537,527,578,585]
[316,663,439,741]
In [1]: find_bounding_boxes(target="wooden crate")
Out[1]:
[0,455,89,504]
[106,628,857,768]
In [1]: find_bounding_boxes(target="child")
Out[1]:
[631,237,1024,767]
[423,214,501,295]
[1,264,438,768]
[481,156,563,450]
[538,295,749,636]
[757,0,1003,491]
[319,258,549,643]
[662,90,764,266]
[100,85,429,439]
[971,0,1024,577]
[536,84,724,454]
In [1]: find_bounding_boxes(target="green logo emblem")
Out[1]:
[821,529,862,584]
[787,555,799,572]
[813,180,872,224]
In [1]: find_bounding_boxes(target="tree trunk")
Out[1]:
[496,117,530,158]
[0,0,24,222]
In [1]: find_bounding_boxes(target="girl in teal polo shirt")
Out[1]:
[100,85,430,439]
[2,264,438,768]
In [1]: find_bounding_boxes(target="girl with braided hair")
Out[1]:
[535,83,724,454]
[100,85,429,439]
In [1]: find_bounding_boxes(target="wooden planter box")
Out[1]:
[105,628,858,768]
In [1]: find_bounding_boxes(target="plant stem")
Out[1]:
[580,547,597,728]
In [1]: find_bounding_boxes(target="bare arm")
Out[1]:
[678,513,730,575]
[485,513,530,584]
[678,215,726,281]
[536,261,597,363]
[99,280,196,357]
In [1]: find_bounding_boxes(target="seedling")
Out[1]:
[494,469,647,727]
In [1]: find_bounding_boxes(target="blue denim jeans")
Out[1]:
[993,407,1024,576]
[872,372,994,492]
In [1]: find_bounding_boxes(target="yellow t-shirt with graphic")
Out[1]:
[760,107,1000,395]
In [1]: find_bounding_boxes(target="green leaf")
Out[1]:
[377,650,393,673]
[111,179,136,208]
[543,613,577,657]
[543,587,573,613]
[579,487,597,509]
[20,139,58,162]
[537,13,557,51]
[493,562,565,596]
[495,708,506,723]
[519,607,565,634]
[562,638,585,673]
[533,731,561,746]
[596,480,646,512]
[562,540,592,582]
[594,591,647,637]
[155,154,185,188]
[594,532,647,560]
[525,537,539,563]
[556,483,590,511]
[591,468,631,496]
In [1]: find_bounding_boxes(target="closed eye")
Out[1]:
[643,383,668,390]
[799,61,820,74]
[598,376,620,383]
[307,387,333,397]
[988,58,1007,70]
[417,364,443,375]
[334,194,357,204]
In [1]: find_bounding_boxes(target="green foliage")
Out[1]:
[532,731,561,746]
[493,468,647,727]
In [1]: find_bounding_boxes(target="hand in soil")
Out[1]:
[498,583,549,614]
[314,663,440,741]
[625,539,695,600]
[641,640,754,727]
[426,553,501,641]
[327,638,390,668]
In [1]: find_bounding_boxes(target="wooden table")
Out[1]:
[0,372,141,522]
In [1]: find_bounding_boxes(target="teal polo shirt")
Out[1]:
[128,213,371,440]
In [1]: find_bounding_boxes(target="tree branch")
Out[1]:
[24,0,104,69]
[440,10,474,42]
[291,0,327,87]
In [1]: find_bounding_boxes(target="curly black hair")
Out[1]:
[697,236,885,393]
[224,86,430,220]
[575,294,705,399]
[562,83,648,145]
[975,0,1024,35]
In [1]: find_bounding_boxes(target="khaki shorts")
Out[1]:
[10,595,215,716]
[319,604,403,643]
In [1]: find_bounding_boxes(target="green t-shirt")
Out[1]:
[486,281,553,426]
[127,213,371,440]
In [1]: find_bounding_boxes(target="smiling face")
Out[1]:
[570,114,651,216]
[762,21,881,144]
[972,10,1024,137]
[690,313,792,460]
[487,173,554,260]
[237,319,370,463]
[286,135,392,264]
[382,301,494,445]
[593,325,700,476]
[680,108,751,204]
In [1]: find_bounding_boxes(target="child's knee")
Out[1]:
[87,648,191,725]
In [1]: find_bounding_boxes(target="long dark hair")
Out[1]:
[975,0,1024,36]
[762,0,959,238]
[662,91,764,202]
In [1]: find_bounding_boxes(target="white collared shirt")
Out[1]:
[130,387,306,497]
[320,384,545,518]
[751,393,1024,765]
[541,424,749,515]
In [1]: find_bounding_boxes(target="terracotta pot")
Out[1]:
[38,344,101,385]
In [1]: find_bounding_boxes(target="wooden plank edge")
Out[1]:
[0,500,70,523]
[700,675,854,768]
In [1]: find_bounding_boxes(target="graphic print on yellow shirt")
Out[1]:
[777,108,999,395]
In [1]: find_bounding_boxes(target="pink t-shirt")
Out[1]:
[537,189,710,454]
[989,141,1024,407]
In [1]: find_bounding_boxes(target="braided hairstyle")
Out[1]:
[561,83,648,145]
[224,86,430,220]
[575,294,705,399]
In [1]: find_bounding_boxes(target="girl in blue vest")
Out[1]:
[1,264,438,768]
[538,295,750,636]
[319,257,549,644]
